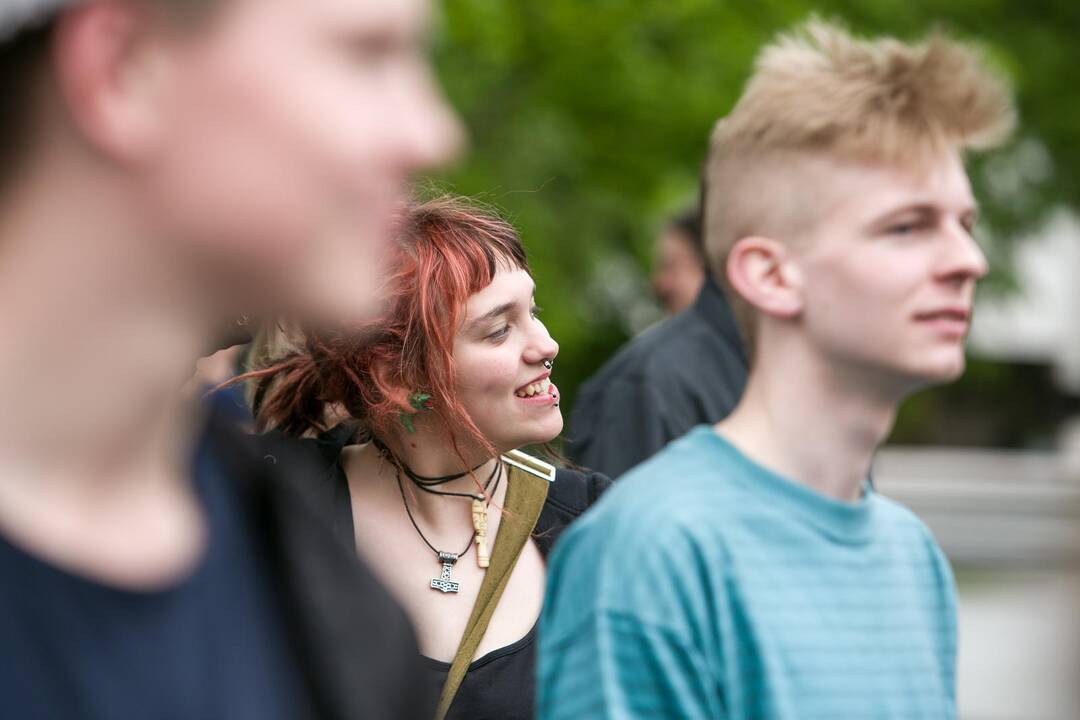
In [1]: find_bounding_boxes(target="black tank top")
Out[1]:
[420,616,541,720]
[387,463,607,720]
[309,428,612,720]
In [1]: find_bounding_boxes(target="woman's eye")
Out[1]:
[487,326,510,341]
[531,305,543,318]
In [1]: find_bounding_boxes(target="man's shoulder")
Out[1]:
[870,492,949,556]
[563,430,740,547]
[546,432,743,634]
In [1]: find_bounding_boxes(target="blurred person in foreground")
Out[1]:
[568,204,747,478]
[540,19,1014,719]
[652,207,708,316]
[0,1,460,718]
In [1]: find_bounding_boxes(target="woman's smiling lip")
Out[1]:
[514,371,551,395]
[516,381,559,407]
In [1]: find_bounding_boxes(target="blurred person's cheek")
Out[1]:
[131,1,460,324]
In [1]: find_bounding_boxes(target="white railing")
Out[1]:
[873,446,1080,567]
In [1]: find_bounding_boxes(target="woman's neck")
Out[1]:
[373,434,503,526]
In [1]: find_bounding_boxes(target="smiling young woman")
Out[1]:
[243,195,610,720]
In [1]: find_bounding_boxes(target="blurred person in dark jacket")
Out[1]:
[0,1,461,718]
[569,207,748,477]
[651,207,708,316]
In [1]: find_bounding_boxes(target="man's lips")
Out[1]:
[914,307,971,322]
[913,307,972,336]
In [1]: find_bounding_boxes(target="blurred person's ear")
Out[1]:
[52,1,168,162]
[725,236,803,320]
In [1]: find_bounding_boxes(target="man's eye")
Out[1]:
[887,222,919,236]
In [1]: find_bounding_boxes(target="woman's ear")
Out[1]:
[374,362,435,434]
[725,236,804,320]
[372,360,413,413]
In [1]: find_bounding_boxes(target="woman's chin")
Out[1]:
[494,415,564,453]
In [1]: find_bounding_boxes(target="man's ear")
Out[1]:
[52,0,169,162]
[725,236,804,320]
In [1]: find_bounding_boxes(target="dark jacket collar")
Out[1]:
[691,275,747,365]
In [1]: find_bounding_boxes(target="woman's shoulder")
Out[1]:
[504,450,612,557]
[549,466,613,517]
[241,427,357,550]
[249,428,348,474]
[503,449,612,517]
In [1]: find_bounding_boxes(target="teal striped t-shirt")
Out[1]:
[538,426,956,719]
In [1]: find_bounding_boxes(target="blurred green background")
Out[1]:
[430,0,1080,447]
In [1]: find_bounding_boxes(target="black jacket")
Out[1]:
[568,276,748,478]
[219,418,433,720]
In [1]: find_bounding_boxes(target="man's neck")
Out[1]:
[0,159,219,587]
[717,343,901,502]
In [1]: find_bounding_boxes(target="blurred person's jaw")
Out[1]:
[651,227,705,315]
[726,149,986,402]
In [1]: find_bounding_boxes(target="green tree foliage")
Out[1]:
[431,1,1079,442]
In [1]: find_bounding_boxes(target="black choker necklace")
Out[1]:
[376,438,502,592]
[373,437,486,495]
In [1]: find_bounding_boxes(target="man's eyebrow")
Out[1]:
[872,201,979,224]
[874,202,937,221]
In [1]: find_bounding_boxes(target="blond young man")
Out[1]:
[539,21,1013,719]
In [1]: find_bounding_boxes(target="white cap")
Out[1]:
[0,0,76,42]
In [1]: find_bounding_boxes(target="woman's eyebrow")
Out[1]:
[468,302,517,330]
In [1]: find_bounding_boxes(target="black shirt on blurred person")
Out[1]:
[0,411,433,720]
[568,276,748,478]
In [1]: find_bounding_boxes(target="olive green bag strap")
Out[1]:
[434,453,553,720]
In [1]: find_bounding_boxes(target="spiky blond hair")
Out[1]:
[704,19,1015,351]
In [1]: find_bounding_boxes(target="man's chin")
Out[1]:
[899,355,968,392]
